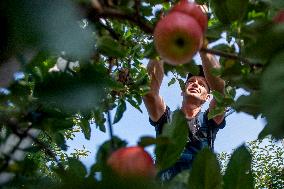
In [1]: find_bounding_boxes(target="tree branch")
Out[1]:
[84,5,154,34]
[134,0,141,18]
[0,118,65,173]
[200,47,252,65]
[99,19,121,40]
[107,111,114,152]
[27,132,65,171]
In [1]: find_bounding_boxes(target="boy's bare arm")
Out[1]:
[142,59,166,122]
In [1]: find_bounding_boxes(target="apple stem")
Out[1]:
[107,110,115,151]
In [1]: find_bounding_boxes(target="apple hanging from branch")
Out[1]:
[273,10,284,23]
[154,0,207,65]
[107,146,156,179]
[169,0,208,33]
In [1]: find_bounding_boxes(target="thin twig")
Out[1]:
[1,118,65,172]
[107,111,114,152]
[134,0,141,18]
[108,57,115,74]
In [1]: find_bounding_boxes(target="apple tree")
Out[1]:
[218,137,284,189]
[0,0,284,188]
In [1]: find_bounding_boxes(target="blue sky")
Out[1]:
[67,54,266,167]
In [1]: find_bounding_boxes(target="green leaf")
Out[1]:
[234,92,261,119]
[225,0,249,22]
[145,0,165,5]
[144,42,158,59]
[140,5,153,17]
[34,64,109,114]
[196,0,208,4]
[207,23,227,42]
[260,50,284,139]
[223,145,254,189]
[23,146,42,153]
[212,91,224,104]
[138,136,157,147]
[79,118,91,140]
[225,86,236,99]
[155,110,188,170]
[177,78,185,91]
[188,148,222,189]
[208,106,225,120]
[113,100,127,124]
[270,0,284,9]
[168,77,176,87]
[210,0,230,24]
[2,0,94,59]
[138,136,170,147]
[133,94,142,105]
[244,24,284,64]
[127,97,142,113]
[66,158,87,178]
[53,132,68,151]
[45,117,74,132]
[95,137,127,168]
[93,110,106,132]
[171,61,199,78]
[97,35,127,58]
[210,0,249,24]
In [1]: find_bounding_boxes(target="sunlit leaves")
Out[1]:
[208,90,235,119]
[53,132,68,151]
[248,138,284,188]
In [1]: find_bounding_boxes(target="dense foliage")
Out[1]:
[218,138,284,189]
[0,0,284,188]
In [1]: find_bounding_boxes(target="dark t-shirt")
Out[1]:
[149,106,226,180]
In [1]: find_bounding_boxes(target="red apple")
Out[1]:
[169,0,208,33]
[154,12,203,65]
[107,146,156,178]
[273,10,284,24]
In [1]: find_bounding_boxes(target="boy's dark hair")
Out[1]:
[186,65,210,91]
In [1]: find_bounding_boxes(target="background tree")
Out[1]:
[218,138,284,189]
[0,0,284,188]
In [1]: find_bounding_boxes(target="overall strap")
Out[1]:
[208,125,214,150]
[204,110,214,151]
